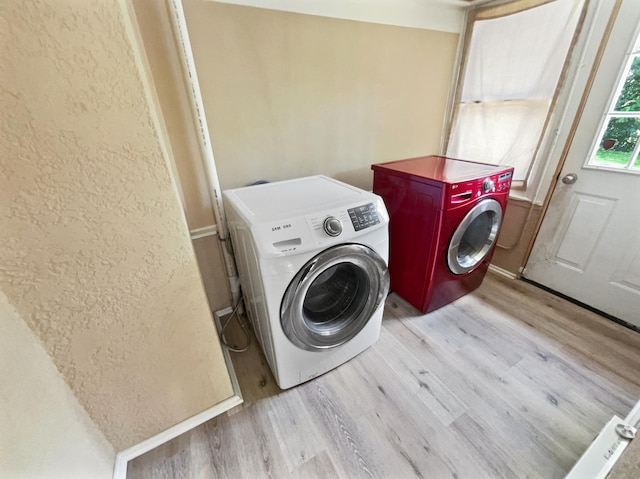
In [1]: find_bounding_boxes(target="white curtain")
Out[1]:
[447,0,584,183]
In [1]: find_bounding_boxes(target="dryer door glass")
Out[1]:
[280,244,389,351]
[447,198,502,275]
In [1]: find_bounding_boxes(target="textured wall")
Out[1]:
[183,1,459,191]
[0,292,115,479]
[0,0,233,451]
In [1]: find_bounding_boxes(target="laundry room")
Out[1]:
[2,0,640,478]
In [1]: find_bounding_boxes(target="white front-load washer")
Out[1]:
[223,175,389,389]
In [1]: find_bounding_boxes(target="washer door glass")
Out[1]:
[447,198,502,275]
[280,244,389,351]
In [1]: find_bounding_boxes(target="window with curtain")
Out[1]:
[446,0,585,187]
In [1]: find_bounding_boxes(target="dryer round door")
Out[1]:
[447,198,503,275]
[280,244,389,351]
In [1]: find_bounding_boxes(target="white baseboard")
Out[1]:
[488,264,519,280]
[112,393,242,478]
[112,307,244,479]
[564,398,640,479]
[189,224,218,240]
[564,415,631,479]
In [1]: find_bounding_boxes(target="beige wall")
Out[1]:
[131,0,217,231]
[130,2,458,311]
[131,0,232,312]
[193,235,234,310]
[177,2,540,276]
[0,0,233,452]
[0,292,115,479]
[493,199,544,275]
[133,1,534,283]
[183,1,459,191]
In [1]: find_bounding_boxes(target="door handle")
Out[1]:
[561,173,578,185]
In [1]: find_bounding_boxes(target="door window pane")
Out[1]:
[588,30,640,171]
[591,117,640,168]
[613,56,640,112]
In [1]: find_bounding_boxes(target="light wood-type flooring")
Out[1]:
[128,273,640,478]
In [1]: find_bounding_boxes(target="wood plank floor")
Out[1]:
[128,273,640,479]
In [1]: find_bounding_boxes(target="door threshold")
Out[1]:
[521,277,640,334]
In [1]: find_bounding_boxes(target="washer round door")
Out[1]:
[447,198,503,275]
[280,244,389,351]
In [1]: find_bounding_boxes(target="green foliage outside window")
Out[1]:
[593,55,640,168]
[601,56,640,153]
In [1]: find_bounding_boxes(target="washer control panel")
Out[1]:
[253,197,388,256]
[348,203,380,231]
[306,201,384,245]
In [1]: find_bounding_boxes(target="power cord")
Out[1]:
[220,298,251,353]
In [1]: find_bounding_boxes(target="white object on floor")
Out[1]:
[564,399,640,479]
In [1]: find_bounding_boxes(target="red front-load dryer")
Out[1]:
[372,155,513,313]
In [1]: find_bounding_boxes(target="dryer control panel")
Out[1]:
[449,170,513,206]
[496,171,513,192]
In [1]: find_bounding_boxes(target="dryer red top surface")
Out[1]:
[371,155,509,184]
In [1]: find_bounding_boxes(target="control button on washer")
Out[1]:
[323,216,343,237]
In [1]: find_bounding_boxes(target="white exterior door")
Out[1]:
[525,0,640,328]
